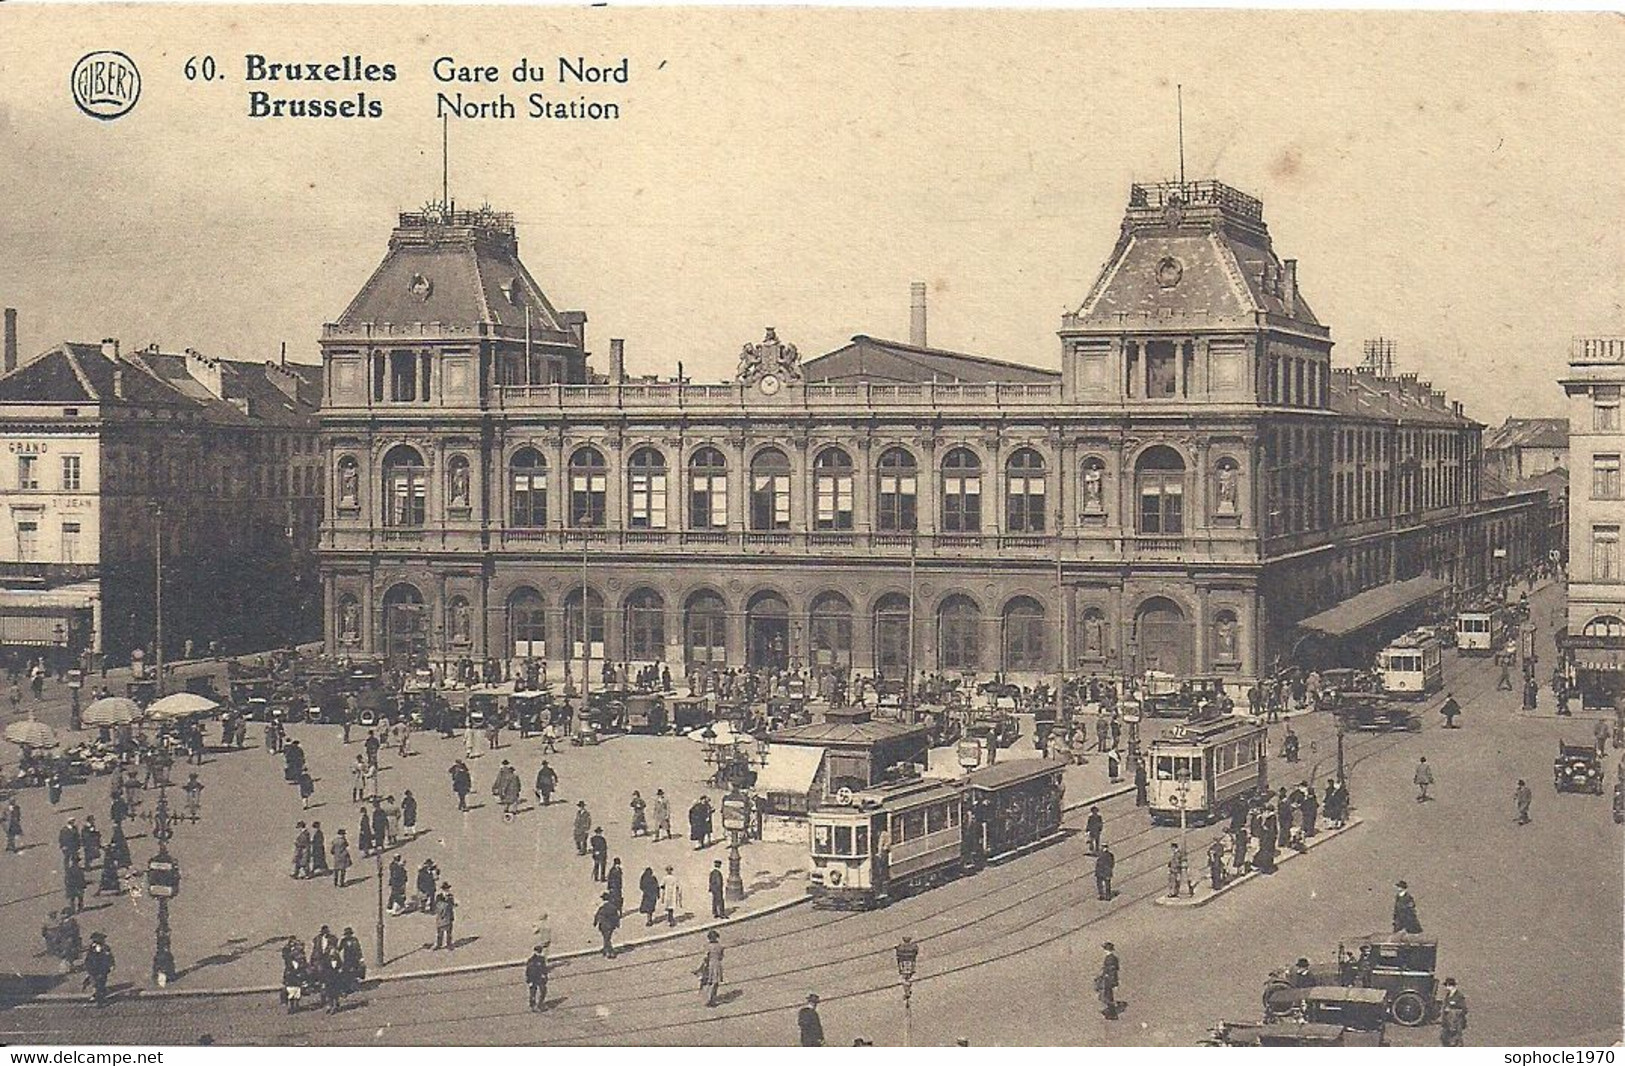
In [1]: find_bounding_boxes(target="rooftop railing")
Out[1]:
[1571,336,1625,364]
[493,380,1066,409]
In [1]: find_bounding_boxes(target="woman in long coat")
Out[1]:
[357,808,374,857]
[638,866,660,925]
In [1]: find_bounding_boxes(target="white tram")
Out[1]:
[1377,629,1444,697]
[806,760,1065,908]
[1452,609,1504,656]
[1146,717,1269,826]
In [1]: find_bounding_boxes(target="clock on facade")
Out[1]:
[759,373,783,396]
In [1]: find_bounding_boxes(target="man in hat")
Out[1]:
[83,932,114,1004]
[593,891,620,958]
[798,994,825,1046]
[434,883,457,950]
[525,944,549,1011]
[1084,806,1104,855]
[1439,977,1468,1046]
[573,801,593,856]
[1393,881,1422,933]
[1097,942,1120,1019]
[1514,779,1533,825]
[1094,843,1115,901]
[709,859,726,918]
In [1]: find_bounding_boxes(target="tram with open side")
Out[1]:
[1145,716,1269,826]
[806,760,1065,908]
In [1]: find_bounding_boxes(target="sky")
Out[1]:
[0,7,1621,423]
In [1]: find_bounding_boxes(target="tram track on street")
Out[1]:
[24,651,1502,1045]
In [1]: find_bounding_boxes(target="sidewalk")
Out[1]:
[1152,816,1366,910]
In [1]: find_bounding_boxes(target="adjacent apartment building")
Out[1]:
[1561,336,1625,706]
[0,323,323,668]
[316,181,1545,685]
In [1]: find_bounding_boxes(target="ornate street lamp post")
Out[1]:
[145,784,180,986]
[894,936,919,1047]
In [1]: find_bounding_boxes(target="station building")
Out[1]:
[316,184,1543,685]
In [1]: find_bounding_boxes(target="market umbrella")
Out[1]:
[146,692,220,721]
[81,696,143,728]
[4,716,59,749]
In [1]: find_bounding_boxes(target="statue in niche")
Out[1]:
[1215,462,1239,516]
[1082,465,1105,514]
[448,600,471,645]
[1215,616,1238,661]
[339,600,361,644]
[449,462,471,509]
[338,461,359,506]
[1082,613,1105,657]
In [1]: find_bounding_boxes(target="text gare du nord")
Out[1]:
[434,56,629,121]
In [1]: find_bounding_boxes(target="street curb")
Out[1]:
[1152,816,1366,909]
[9,892,814,1004]
[1063,783,1135,814]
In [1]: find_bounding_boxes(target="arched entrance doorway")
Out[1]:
[382,582,427,666]
[874,593,912,679]
[1135,596,1191,677]
[746,590,790,672]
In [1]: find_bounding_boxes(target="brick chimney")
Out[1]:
[910,282,927,347]
[3,308,16,373]
[101,338,119,362]
[609,338,625,384]
[1283,260,1298,316]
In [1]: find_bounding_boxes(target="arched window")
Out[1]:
[1081,457,1107,518]
[564,586,605,660]
[382,445,426,527]
[685,591,727,665]
[689,447,729,530]
[569,447,607,528]
[1214,456,1241,518]
[1583,615,1625,638]
[381,582,426,664]
[940,448,981,533]
[873,592,913,677]
[1002,596,1046,671]
[809,592,853,671]
[813,448,854,531]
[1079,607,1107,661]
[749,448,790,531]
[508,588,546,659]
[1136,446,1186,535]
[1212,609,1240,663]
[938,595,981,671]
[625,588,666,661]
[627,447,668,530]
[446,454,472,513]
[876,448,918,532]
[446,595,473,646]
[510,448,548,528]
[1005,448,1047,532]
[335,455,360,509]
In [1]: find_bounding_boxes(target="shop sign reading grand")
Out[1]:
[7,442,49,454]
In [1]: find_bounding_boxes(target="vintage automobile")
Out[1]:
[1262,985,1390,1042]
[465,691,504,730]
[583,689,629,733]
[355,688,398,727]
[624,692,668,734]
[1331,693,1422,733]
[1202,1020,1368,1047]
[1555,741,1605,795]
[963,707,1019,749]
[1141,675,1231,719]
[1317,668,1378,702]
[669,694,711,733]
[509,690,550,735]
[1264,934,1439,1026]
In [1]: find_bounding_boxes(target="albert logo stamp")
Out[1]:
[70,50,141,120]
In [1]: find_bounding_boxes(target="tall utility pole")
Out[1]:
[153,503,164,694]
[580,534,590,724]
[906,534,918,706]
[372,777,385,967]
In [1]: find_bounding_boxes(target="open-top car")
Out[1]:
[1264,933,1439,1026]
[1262,985,1389,1043]
[1142,675,1230,719]
[1555,741,1605,795]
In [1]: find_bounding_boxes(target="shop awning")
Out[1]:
[755,744,824,797]
[1296,576,1448,639]
[1563,634,1625,673]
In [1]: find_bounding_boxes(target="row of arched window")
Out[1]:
[346,443,1239,536]
[337,583,1247,673]
[339,585,1054,671]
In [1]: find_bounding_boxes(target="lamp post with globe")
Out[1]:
[894,936,920,1047]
